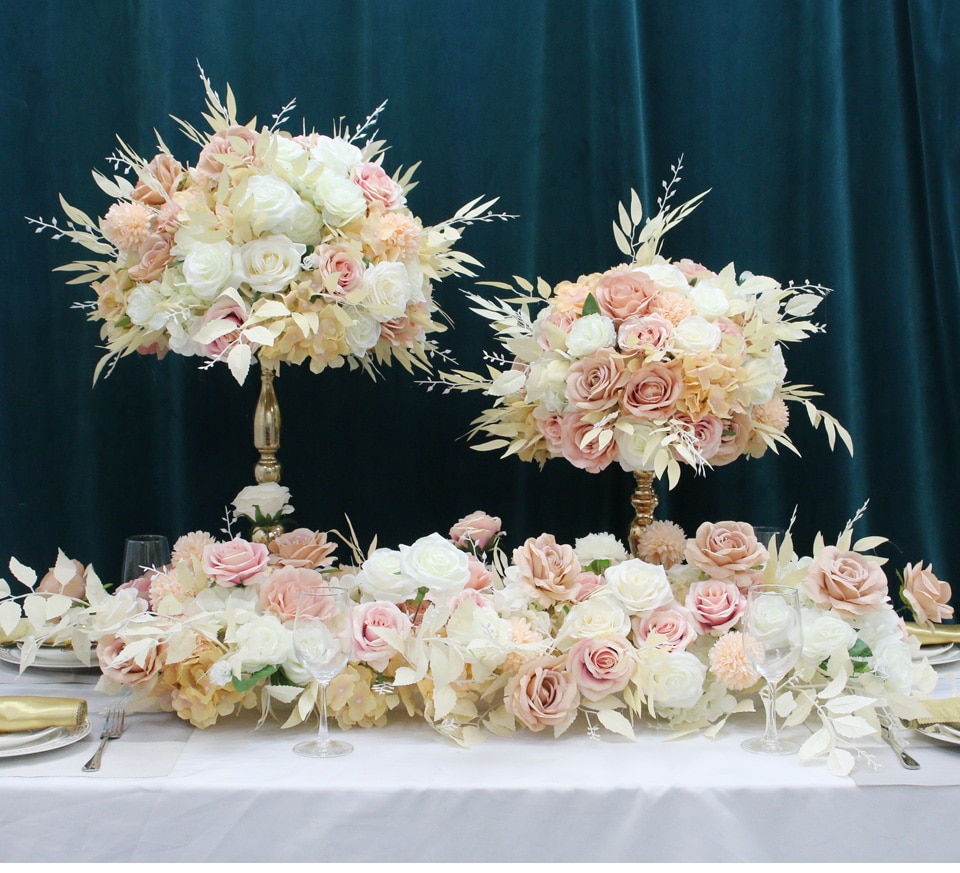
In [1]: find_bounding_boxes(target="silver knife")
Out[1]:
[880,723,920,770]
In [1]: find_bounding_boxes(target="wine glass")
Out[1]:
[752,526,785,553]
[121,535,171,586]
[741,584,803,755]
[292,586,354,758]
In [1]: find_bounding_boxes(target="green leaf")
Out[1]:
[232,664,277,693]
[586,558,611,575]
[581,293,601,317]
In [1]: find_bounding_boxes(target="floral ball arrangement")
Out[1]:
[1,486,949,777]
[32,70,505,384]
[436,162,850,487]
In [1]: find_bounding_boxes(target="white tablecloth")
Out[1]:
[1,662,958,863]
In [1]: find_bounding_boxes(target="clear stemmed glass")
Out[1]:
[292,586,354,758]
[121,535,171,586]
[741,584,803,755]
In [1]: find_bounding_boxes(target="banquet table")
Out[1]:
[1,659,959,863]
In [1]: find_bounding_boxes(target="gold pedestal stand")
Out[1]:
[251,361,284,544]
[628,470,659,557]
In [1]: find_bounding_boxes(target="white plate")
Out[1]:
[0,720,91,758]
[0,725,60,750]
[0,645,99,672]
[928,648,960,666]
[916,723,960,747]
[917,643,954,659]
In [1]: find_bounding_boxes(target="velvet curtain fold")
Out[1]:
[0,0,956,607]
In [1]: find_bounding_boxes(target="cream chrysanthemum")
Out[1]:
[171,531,217,567]
[148,570,188,612]
[100,202,153,251]
[634,520,688,569]
[649,291,696,325]
[753,396,790,432]
[708,631,760,691]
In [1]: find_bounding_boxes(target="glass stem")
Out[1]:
[316,682,330,748]
[761,680,780,749]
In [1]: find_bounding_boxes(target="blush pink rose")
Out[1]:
[902,562,954,624]
[567,635,635,701]
[465,555,493,591]
[450,589,494,612]
[558,413,618,473]
[449,511,503,551]
[710,414,752,467]
[197,296,258,360]
[128,233,173,283]
[36,559,87,600]
[352,162,405,209]
[132,153,184,205]
[539,309,579,348]
[594,268,659,323]
[535,411,565,454]
[572,571,604,602]
[350,600,412,671]
[678,414,725,462]
[258,565,329,621]
[96,634,163,692]
[620,360,684,419]
[513,533,582,606]
[675,259,717,281]
[310,244,364,295]
[617,314,674,353]
[196,125,259,184]
[267,528,337,569]
[634,602,699,651]
[202,538,269,587]
[684,521,769,590]
[804,546,890,617]
[685,580,746,633]
[116,571,156,601]
[505,654,581,732]
[565,350,628,412]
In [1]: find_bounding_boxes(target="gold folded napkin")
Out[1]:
[0,696,88,732]
[905,622,960,645]
[907,697,960,728]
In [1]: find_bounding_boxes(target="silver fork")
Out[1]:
[82,702,126,772]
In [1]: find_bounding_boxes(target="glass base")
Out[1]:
[741,734,801,756]
[294,738,353,758]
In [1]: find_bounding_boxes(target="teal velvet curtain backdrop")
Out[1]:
[0,1,957,606]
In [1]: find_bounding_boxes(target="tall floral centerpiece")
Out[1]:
[31,68,507,512]
[433,161,851,551]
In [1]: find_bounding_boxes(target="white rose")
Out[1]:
[285,202,324,247]
[614,418,659,472]
[405,259,426,303]
[748,591,801,647]
[646,649,707,709]
[871,638,915,692]
[492,572,535,617]
[445,600,512,668]
[689,281,730,319]
[343,308,382,357]
[85,588,147,634]
[565,313,616,358]
[604,558,673,616]
[232,483,293,521]
[309,135,363,176]
[555,593,631,650]
[399,533,471,601]
[801,608,856,663]
[182,241,238,301]
[637,262,690,293]
[313,170,367,227]
[357,548,415,604]
[238,234,306,294]
[743,346,787,405]
[237,174,305,235]
[672,316,722,353]
[574,533,629,567]
[126,285,164,327]
[854,608,905,650]
[524,355,571,413]
[489,369,527,397]
[362,261,413,321]
[167,315,202,356]
[269,135,309,182]
[233,613,294,673]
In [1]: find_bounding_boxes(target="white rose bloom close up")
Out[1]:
[309,135,363,176]
[554,593,631,650]
[285,202,325,247]
[182,240,238,301]
[614,418,658,472]
[689,281,730,319]
[646,649,707,709]
[524,355,571,413]
[233,613,294,674]
[238,235,306,294]
[237,174,305,235]
[232,483,293,521]
[399,533,471,602]
[357,548,416,604]
[565,313,617,358]
[672,315,722,354]
[800,608,856,664]
[343,307,382,356]
[362,261,414,321]
[604,558,673,616]
[313,170,367,227]
[574,533,629,567]
[445,601,512,668]
[637,262,690,293]
[125,285,164,327]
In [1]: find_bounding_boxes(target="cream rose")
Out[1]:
[238,235,306,294]
[573,533,629,567]
[232,483,293,522]
[689,281,730,319]
[313,170,367,227]
[803,546,889,617]
[614,418,659,472]
[445,600,512,667]
[357,548,416,604]
[309,135,363,175]
[362,261,414,321]
[555,593,632,650]
[645,649,707,709]
[604,558,673,616]
[565,313,616,358]
[505,654,581,732]
[233,613,294,673]
[398,533,471,602]
[567,635,635,701]
[672,315,722,353]
[182,240,239,301]
[800,607,857,663]
[236,174,304,235]
[524,355,571,413]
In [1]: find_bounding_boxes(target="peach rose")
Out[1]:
[513,533,582,606]
[196,125,259,184]
[675,258,717,281]
[96,634,163,692]
[678,414,724,462]
[197,296,258,360]
[621,360,684,419]
[803,546,889,617]
[258,565,329,621]
[350,601,412,671]
[267,528,337,569]
[558,413,618,473]
[132,153,184,205]
[565,350,627,412]
[449,511,503,551]
[685,580,745,633]
[352,161,405,209]
[505,654,581,732]
[684,521,769,590]
[617,314,673,353]
[310,244,364,295]
[202,538,269,587]
[710,414,752,467]
[128,233,173,283]
[594,268,658,323]
[465,555,493,590]
[535,411,565,454]
[902,562,954,624]
[634,602,699,651]
[572,571,604,602]
[36,559,87,600]
[567,635,635,701]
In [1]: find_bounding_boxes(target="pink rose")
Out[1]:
[572,571,604,602]
[677,414,724,462]
[594,268,659,323]
[351,162,405,209]
[96,634,163,692]
[804,546,890,617]
[267,528,337,569]
[540,308,579,346]
[617,314,673,353]
[36,559,87,600]
[513,533,582,606]
[902,562,954,625]
[258,565,329,621]
[378,311,426,348]
[535,411,565,454]
[505,654,581,732]
[202,538,269,587]
[128,233,173,283]
[675,259,717,281]
[685,580,745,633]
[565,350,628,412]
[310,244,364,295]
[132,153,184,206]
[350,601,412,671]
[567,635,635,701]
[196,125,259,184]
[465,555,493,591]
[449,511,503,551]
[684,522,769,590]
[197,296,258,360]
[449,589,494,612]
[710,414,752,467]
[634,602,699,651]
[116,571,156,601]
[620,360,684,419]
[558,413,618,473]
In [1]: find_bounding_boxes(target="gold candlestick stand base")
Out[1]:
[628,470,659,557]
